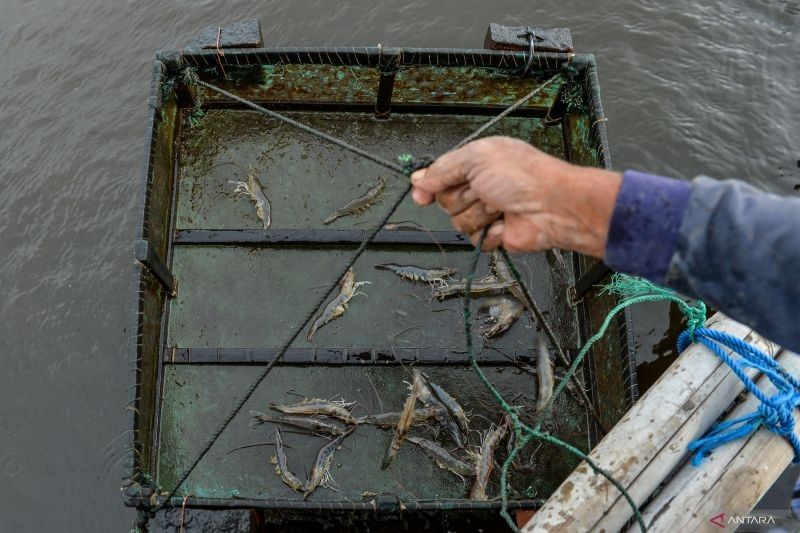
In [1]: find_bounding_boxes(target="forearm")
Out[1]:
[605,171,800,351]
[550,166,622,258]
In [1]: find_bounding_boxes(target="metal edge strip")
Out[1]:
[156,47,584,72]
[124,59,166,490]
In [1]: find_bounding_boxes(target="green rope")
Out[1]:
[602,274,707,340]
[495,247,607,433]
[182,68,205,126]
[463,230,649,532]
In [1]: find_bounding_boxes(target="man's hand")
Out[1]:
[410,136,622,258]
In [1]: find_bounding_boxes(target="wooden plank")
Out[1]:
[484,23,574,53]
[631,348,800,532]
[521,314,778,532]
[186,18,263,49]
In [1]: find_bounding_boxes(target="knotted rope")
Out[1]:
[681,328,800,465]
[604,275,800,466]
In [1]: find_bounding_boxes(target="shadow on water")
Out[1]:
[0,0,797,530]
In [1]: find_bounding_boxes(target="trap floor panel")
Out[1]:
[155,104,591,505]
[156,365,586,502]
[176,110,565,231]
[167,246,579,351]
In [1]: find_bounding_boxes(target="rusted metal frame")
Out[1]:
[172,229,470,247]
[571,260,613,304]
[543,82,567,125]
[151,494,544,513]
[156,47,578,73]
[564,62,613,304]
[146,111,186,491]
[576,300,601,446]
[198,99,552,118]
[566,58,637,444]
[162,346,561,365]
[619,307,639,403]
[124,60,170,509]
[560,113,574,164]
[134,239,176,296]
[124,267,149,509]
[585,62,611,170]
[375,50,400,118]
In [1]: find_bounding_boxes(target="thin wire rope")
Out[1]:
[454,75,559,149]
[155,73,561,509]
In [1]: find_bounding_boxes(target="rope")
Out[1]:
[454,75,560,149]
[682,328,800,466]
[154,72,563,511]
[604,275,800,467]
[463,232,647,532]
[497,248,609,433]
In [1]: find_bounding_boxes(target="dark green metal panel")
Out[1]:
[565,113,597,167]
[392,67,562,107]
[195,65,562,109]
[198,64,379,105]
[157,365,587,502]
[148,98,178,260]
[166,246,579,350]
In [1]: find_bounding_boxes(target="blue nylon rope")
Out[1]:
[681,326,800,466]
[607,275,800,468]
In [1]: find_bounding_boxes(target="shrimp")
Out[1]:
[469,416,511,501]
[479,296,524,338]
[422,374,470,437]
[249,410,348,437]
[229,165,271,229]
[307,268,370,341]
[535,336,555,413]
[271,428,304,492]
[374,263,457,285]
[381,370,423,469]
[303,427,356,498]
[356,407,442,429]
[323,176,386,224]
[270,398,358,425]
[407,436,474,478]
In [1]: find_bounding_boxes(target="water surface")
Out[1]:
[0,1,797,530]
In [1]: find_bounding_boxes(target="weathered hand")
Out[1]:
[410,136,622,258]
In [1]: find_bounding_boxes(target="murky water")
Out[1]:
[0,1,797,530]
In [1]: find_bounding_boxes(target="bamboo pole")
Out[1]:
[629,347,799,532]
[522,314,778,532]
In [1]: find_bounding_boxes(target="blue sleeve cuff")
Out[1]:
[604,170,692,282]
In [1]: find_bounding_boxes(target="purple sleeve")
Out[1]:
[603,170,691,283]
